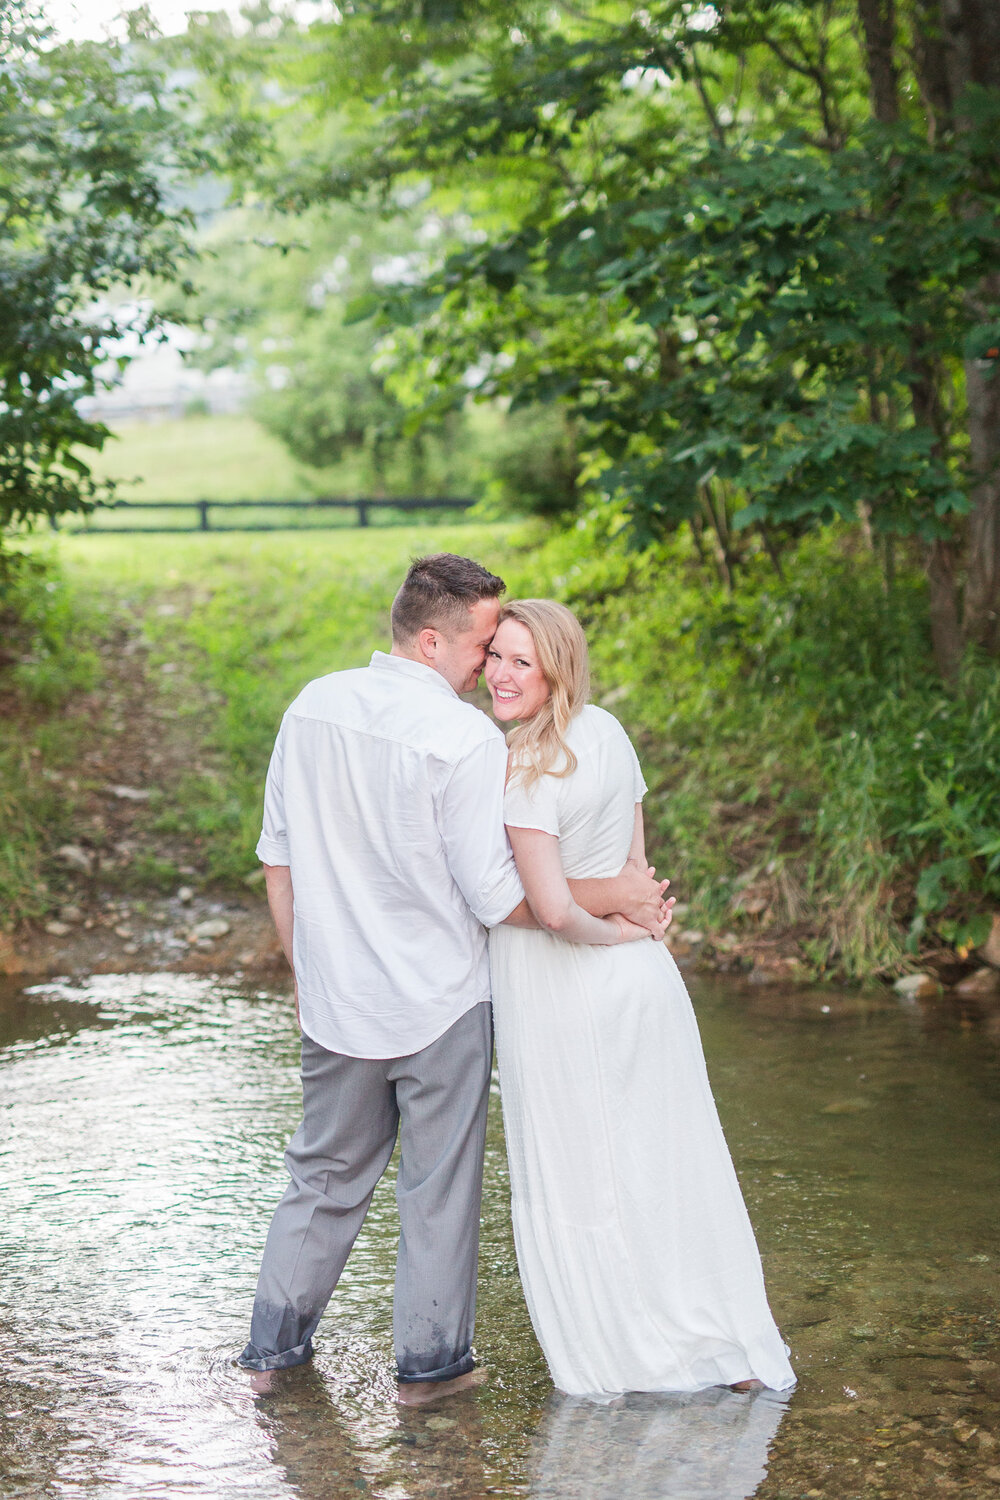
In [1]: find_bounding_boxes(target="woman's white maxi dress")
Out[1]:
[489,705,795,1400]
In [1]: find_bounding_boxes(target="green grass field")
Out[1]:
[75,413,356,511]
[71,413,489,529]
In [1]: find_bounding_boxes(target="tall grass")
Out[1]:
[0,548,108,923]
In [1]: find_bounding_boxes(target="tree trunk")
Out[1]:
[926,538,964,682]
[857,0,901,121]
[936,2,1000,652]
[907,0,953,135]
[962,276,1000,651]
[940,0,1000,103]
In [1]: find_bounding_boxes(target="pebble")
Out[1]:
[106,785,151,802]
[191,918,230,941]
[58,905,83,924]
[177,886,194,904]
[894,972,939,1000]
[55,844,92,874]
[44,921,70,937]
[114,925,133,940]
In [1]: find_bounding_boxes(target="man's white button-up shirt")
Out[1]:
[256,651,524,1059]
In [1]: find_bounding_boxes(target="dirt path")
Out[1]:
[2,602,283,981]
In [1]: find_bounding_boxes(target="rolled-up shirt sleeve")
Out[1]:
[255,718,291,866]
[437,736,524,928]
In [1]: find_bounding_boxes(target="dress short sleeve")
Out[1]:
[503,771,560,836]
[629,737,648,802]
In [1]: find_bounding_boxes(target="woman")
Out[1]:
[485,599,795,1400]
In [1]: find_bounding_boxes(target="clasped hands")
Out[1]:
[611,860,676,944]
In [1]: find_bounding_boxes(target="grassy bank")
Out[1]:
[3,520,999,981]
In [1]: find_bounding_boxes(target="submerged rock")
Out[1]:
[954,967,1000,1001]
[980,913,1000,970]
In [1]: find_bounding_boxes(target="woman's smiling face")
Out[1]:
[484,618,552,722]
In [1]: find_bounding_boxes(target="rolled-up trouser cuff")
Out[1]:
[396,1349,475,1385]
[237,1337,313,1372]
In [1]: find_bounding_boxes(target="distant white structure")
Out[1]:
[78,317,250,425]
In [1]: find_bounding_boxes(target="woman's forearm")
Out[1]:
[534,894,620,944]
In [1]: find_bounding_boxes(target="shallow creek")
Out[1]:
[1,971,998,1498]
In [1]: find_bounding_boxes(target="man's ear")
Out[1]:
[416,626,440,663]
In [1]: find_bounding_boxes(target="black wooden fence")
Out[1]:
[53,496,476,533]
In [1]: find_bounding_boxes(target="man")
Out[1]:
[238,553,668,1403]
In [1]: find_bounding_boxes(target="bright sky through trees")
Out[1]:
[44,0,236,41]
[43,0,333,42]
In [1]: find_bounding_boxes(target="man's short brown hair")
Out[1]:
[390,553,506,644]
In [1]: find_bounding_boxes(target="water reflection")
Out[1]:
[247,1361,498,1499]
[1,970,998,1498]
[530,1387,787,1499]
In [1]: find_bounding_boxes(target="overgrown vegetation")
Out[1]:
[4,524,996,982]
[0,549,105,924]
[507,515,1000,977]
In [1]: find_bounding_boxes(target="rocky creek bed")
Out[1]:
[2,970,999,1498]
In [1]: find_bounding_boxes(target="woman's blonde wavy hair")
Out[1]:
[499,599,591,789]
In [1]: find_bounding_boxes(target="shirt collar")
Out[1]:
[369,650,460,700]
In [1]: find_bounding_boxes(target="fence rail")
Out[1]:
[53,496,477,534]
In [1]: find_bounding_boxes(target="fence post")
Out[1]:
[357,501,370,527]
[197,501,210,532]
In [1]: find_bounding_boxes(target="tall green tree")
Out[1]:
[0,1,205,539]
[258,0,999,681]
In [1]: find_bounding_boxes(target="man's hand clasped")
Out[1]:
[615,860,676,942]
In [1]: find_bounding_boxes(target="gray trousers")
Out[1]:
[238,1001,493,1382]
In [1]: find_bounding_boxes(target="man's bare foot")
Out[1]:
[730,1378,765,1392]
[397,1368,488,1406]
[248,1369,277,1395]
